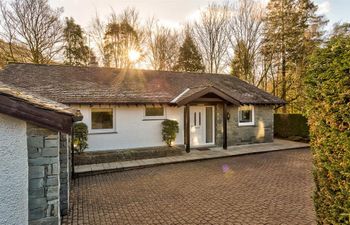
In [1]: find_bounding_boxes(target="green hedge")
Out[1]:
[305,24,350,224]
[274,114,309,139]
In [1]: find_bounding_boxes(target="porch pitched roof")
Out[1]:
[171,85,241,106]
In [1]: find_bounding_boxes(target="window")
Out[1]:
[145,106,165,119]
[238,105,254,126]
[91,108,114,130]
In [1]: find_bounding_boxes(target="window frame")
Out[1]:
[238,105,255,126]
[90,107,116,134]
[143,105,166,120]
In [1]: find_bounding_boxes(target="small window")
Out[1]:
[91,108,113,129]
[145,106,165,118]
[238,105,254,126]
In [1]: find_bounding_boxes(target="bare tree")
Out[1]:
[191,3,230,73]
[90,13,107,65]
[0,0,63,64]
[145,19,179,71]
[228,0,265,85]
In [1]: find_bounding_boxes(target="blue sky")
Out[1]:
[50,0,349,30]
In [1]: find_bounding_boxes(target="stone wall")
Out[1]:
[27,123,60,225]
[59,133,70,216]
[216,105,274,147]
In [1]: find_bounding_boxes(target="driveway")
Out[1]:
[62,148,315,225]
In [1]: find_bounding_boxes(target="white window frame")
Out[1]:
[143,105,166,120]
[89,107,116,134]
[238,105,255,126]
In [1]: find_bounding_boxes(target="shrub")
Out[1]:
[305,24,350,224]
[73,122,88,154]
[274,114,309,139]
[161,119,179,147]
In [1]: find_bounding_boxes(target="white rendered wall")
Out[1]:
[0,113,28,225]
[74,105,184,151]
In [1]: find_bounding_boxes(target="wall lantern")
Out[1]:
[227,112,231,120]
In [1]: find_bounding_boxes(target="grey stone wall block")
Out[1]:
[46,186,59,201]
[47,200,59,217]
[29,217,59,225]
[29,188,45,199]
[28,136,44,148]
[29,197,47,210]
[51,163,59,175]
[29,166,45,179]
[44,139,58,148]
[29,178,44,189]
[29,157,58,166]
[29,208,46,220]
[46,176,58,186]
[42,147,58,157]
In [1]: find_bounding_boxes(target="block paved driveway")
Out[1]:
[62,148,315,225]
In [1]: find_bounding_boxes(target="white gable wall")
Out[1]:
[75,105,184,151]
[0,113,28,225]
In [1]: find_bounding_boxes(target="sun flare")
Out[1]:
[128,49,140,62]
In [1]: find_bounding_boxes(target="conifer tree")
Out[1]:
[262,0,326,112]
[174,32,204,72]
[63,17,90,66]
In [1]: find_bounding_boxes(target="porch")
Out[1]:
[173,85,241,152]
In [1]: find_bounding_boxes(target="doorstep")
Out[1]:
[74,139,309,175]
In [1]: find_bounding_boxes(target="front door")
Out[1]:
[190,106,214,147]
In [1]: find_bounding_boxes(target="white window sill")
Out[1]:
[89,129,117,134]
[143,117,166,121]
[89,132,118,135]
[238,122,255,127]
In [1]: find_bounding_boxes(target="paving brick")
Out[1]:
[63,148,315,225]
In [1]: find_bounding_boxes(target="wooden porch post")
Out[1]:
[223,103,228,150]
[184,104,191,153]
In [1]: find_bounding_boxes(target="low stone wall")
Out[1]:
[216,105,274,147]
[27,123,61,225]
[74,146,184,165]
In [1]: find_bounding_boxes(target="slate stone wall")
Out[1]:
[59,133,70,216]
[27,123,60,225]
[215,105,274,147]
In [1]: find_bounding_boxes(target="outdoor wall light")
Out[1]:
[227,112,231,120]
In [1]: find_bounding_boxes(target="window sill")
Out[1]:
[238,123,255,127]
[89,131,118,135]
[142,118,166,121]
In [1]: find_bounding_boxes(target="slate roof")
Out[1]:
[0,81,81,118]
[0,63,285,105]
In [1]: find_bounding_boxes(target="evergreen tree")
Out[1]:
[63,17,90,66]
[230,40,253,82]
[262,0,326,112]
[174,32,204,72]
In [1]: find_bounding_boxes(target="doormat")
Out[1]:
[196,148,210,151]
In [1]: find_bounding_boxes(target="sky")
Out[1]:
[49,0,350,30]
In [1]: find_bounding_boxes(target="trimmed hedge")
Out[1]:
[274,114,309,139]
[305,25,350,224]
[73,122,88,154]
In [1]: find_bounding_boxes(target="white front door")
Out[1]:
[190,106,215,147]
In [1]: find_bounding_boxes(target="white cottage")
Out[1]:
[0,63,285,153]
